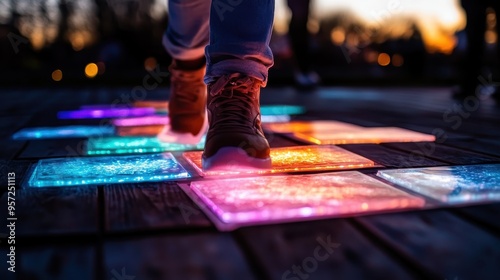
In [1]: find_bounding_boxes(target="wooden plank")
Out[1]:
[103,233,256,280]
[0,244,95,280]
[355,210,500,279]
[445,138,500,157]
[104,183,212,233]
[338,144,446,168]
[383,142,500,165]
[18,138,87,159]
[235,219,421,280]
[0,186,99,236]
[452,203,500,234]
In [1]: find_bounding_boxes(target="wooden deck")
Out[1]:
[1,85,500,280]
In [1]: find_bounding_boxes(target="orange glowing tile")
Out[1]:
[116,125,164,136]
[183,145,375,177]
[292,127,436,144]
[133,100,169,113]
[179,171,425,230]
[263,120,363,133]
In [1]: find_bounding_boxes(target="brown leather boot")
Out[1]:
[202,73,271,170]
[157,60,207,144]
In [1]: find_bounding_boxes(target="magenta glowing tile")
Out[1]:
[293,127,436,144]
[179,172,425,230]
[58,107,156,119]
[263,120,363,134]
[377,164,500,204]
[183,145,375,177]
[112,115,169,127]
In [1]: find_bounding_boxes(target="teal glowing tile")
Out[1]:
[13,125,115,140]
[28,153,190,187]
[86,136,205,155]
[260,105,305,116]
[377,164,500,204]
[179,172,425,230]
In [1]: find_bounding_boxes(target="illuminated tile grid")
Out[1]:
[12,125,115,140]
[58,107,156,119]
[263,120,363,133]
[182,171,425,230]
[260,105,305,116]
[293,127,436,144]
[377,164,500,204]
[112,115,169,127]
[86,136,205,155]
[28,153,190,187]
[183,145,374,177]
[116,125,164,136]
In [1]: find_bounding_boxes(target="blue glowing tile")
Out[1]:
[28,153,190,187]
[261,115,291,123]
[58,107,156,119]
[12,125,115,140]
[377,164,500,204]
[86,136,205,155]
[260,105,305,116]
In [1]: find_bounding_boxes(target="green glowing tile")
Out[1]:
[260,105,305,116]
[28,153,190,187]
[86,136,205,155]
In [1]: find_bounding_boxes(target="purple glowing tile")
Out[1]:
[28,153,190,187]
[377,164,500,204]
[293,127,436,144]
[81,104,130,110]
[112,115,169,127]
[179,172,425,230]
[58,107,156,119]
[12,125,115,140]
[183,145,375,177]
[263,120,363,133]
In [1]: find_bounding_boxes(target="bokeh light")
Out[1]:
[85,63,98,78]
[392,54,404,67]
[51,69,63,82]
[377,53,391,66]
[144,57,157,72]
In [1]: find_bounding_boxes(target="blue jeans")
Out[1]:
[163,0,275,85]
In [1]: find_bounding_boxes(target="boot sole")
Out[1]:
[157,112,208,145]
[202,147,272,171]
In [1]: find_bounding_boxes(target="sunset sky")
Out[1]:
[0,0,472,54]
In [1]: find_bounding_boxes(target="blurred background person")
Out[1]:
[456,0,500,99]
[287,0,320,89]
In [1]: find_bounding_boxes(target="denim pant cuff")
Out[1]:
[162,35,206,61]
[205,59,269,86]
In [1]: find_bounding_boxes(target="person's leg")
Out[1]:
[158,0,211,144]
[202,0,275,170]
[458,0,487,96]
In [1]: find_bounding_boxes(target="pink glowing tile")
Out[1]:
[292,127,436,144]
[112,115,169,127]
[183,145,375,177]
[179,172,425,230]
[116,125,164,136]
[263,120,363,133]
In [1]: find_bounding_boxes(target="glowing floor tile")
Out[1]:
[260,105,305,116]
[377,164,500,204]
[86,136,205,155]
[81,104,130,110]
[293,127,436,144]
[263,120,363,133]
[133,100,169,110]
[261,115,291,123]
[12,125,115,140]
[28,153,190,187]
[116,125,164,136]
[180,171,425,230]
[58,107,156,119]
[112,115,169,127]
[183,145,374,177]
